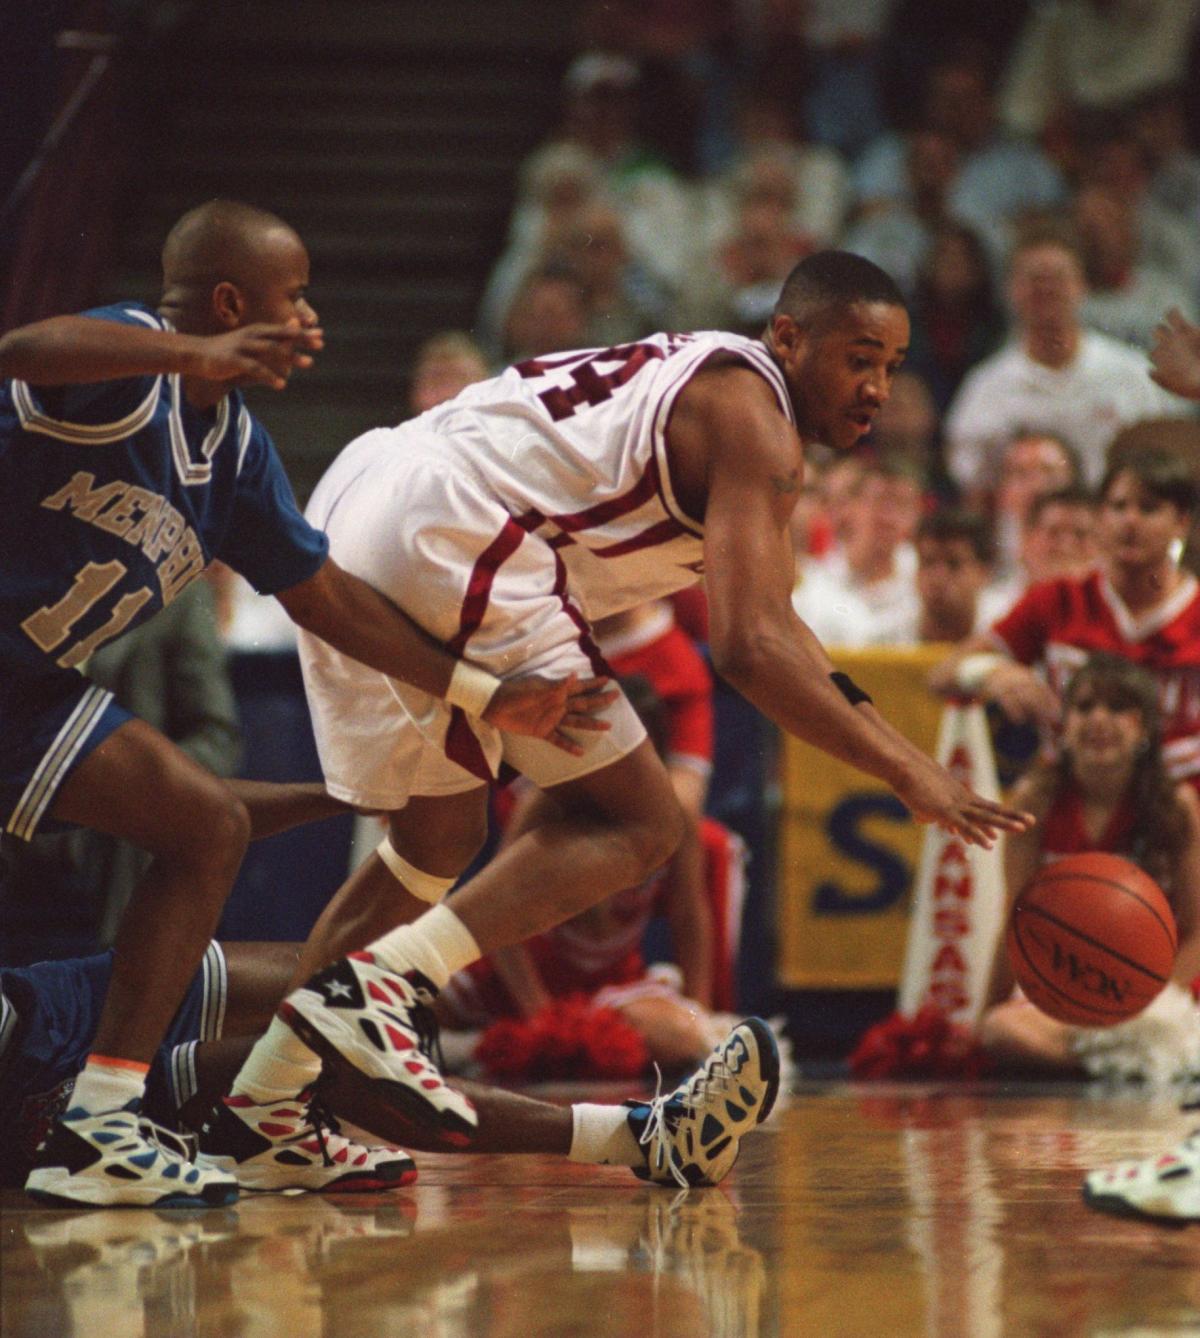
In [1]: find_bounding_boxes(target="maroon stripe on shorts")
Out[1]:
[551,547,611,678]
[590,516,692,559]
[448,517,529,658]
[444,706,493,782]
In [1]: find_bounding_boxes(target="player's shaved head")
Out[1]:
[162,199,300,292]
[774,251,906,335]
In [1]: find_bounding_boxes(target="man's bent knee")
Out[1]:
[387,790,489,878]
[624,803,686,884]
[183,782,251,874]
[376,835,457,904]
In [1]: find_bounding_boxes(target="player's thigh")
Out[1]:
[300,625,487,812]
[536,736,686,869]
[50,717,247,857]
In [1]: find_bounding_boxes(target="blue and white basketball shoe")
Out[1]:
[25,1101,238,1208]
[626,1018,781,1188]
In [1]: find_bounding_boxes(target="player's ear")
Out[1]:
[770,313,808,365]
[212,281,245,329]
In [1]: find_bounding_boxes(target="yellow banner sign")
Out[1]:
[776,646,949,989]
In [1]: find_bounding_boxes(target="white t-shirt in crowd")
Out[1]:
[944,330,1189,491]
[792,546,919,648]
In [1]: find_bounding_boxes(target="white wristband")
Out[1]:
[955,652,1003,694]
[445,660,502,717]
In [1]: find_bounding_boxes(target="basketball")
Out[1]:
[1005,852,1177,1027]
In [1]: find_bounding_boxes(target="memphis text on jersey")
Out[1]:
[22,471,204,669]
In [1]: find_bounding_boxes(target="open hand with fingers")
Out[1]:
[981,661,1060,729]
[892,754,1035,849]
[483,674,620,755]
[1149,308,1200,401]
[188,319,325,390]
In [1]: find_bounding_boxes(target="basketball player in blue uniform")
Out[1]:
[1,779,419,1194]
[0,199,610,1209]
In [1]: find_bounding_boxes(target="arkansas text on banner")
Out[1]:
[898,700,1007,1026]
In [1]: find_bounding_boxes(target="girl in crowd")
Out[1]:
[979,654,1200,1081]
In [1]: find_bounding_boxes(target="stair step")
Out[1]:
[140,190,502,229]
[105,0,567,479]
[119,229,497,275]
[198,1,574,55]
[167,61,558,112]
[171,107,530,147]
[148,138,515,173]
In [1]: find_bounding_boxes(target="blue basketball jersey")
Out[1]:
[0,303,328,675]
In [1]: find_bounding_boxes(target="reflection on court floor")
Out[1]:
[2,1083,1198,1338]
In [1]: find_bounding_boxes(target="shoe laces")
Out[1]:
[637,1050,743,1189]
[408,994,448,1077]
[302,1090,343,1168]
[636,1066,691,1189]
[136,1114,198,1165]
[680,1048,739,1111]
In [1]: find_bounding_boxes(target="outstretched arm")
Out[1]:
[929,632,1061,729]
[0,314,322,391]
[672,366,1031,846]
[277,557,615,752]
[1168,785,1200,988]
[226,780,351,841]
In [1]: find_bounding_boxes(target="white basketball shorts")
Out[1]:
[299,428,646,810]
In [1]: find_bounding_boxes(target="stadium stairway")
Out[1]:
[102,1,574,496]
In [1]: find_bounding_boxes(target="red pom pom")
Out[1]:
[849,1006,991,1080]
[474,1016,541,1079]
[475,997,649,1081]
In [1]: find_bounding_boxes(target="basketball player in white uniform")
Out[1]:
[206,252,1033,1189]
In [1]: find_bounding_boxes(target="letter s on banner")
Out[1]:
[812,794,910,914]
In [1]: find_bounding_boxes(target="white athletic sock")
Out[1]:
[370,903,481,991]
[568,1102,643,1167]
[232,1016,322,1105]
[70,1055,149,1115]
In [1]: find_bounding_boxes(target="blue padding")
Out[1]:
[217,652,353,942]
[704,666,779,1017]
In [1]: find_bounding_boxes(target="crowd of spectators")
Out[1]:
[10,2,1200,1072]
[455,1,1200,666]
[416,1,1200,1076]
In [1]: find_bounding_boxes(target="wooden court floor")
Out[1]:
[2,1081,1198,1338]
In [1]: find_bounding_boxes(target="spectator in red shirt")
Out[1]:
[933,441,1200,790]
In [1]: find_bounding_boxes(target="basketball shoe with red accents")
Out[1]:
[198,1087,417,1193]
[1082,1129,1200,1223]
[278,953,477,1146]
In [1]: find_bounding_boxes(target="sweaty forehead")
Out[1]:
[829,301,910,352]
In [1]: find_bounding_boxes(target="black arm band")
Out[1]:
[830,671,873,707]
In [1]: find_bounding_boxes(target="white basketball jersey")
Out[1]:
[413,331,796,618]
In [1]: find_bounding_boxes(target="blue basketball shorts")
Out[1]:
[0,663,132,841]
